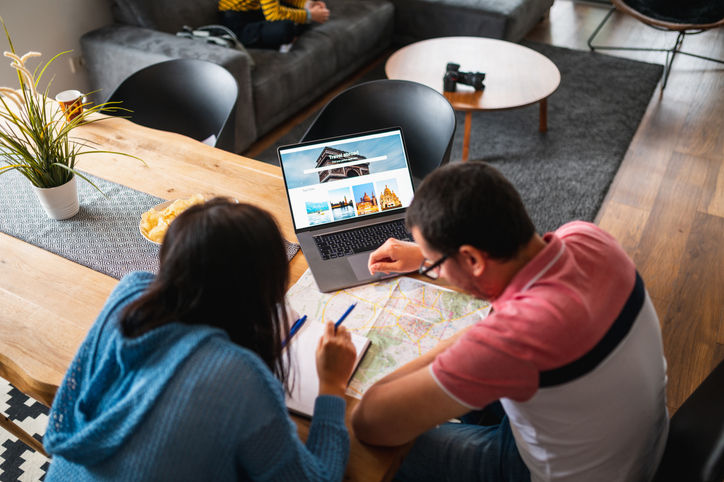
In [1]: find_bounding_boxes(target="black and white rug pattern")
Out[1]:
[0,378,49,481]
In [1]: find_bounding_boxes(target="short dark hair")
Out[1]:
[121,198,290,386]
[406,162,535,260]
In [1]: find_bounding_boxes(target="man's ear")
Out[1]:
[458,245,486,277]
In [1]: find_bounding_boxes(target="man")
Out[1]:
[352,162,668,481]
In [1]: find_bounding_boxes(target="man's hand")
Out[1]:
[316,322,356,397]
[307,3,330,23]
[368,238,424,275]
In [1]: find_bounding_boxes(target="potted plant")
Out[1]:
[0,18,135,220]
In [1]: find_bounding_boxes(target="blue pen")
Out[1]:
[282,315,307,347]
[334,303,357,331]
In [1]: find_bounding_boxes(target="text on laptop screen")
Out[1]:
[279,129,415,230]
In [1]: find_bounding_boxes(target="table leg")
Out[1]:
[462,111,472,161]
[539,98,548,133]
[1,413,48,456]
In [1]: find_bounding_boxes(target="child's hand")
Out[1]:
[308,3,330,23]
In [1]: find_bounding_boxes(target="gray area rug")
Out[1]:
[255,42,663,234]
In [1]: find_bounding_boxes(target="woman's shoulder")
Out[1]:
[115,271,155,294]
[90,271,155,339]
[176,337,289,417]
[192,337,282,386]
[102,271,155,310]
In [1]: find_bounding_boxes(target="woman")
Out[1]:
[44,198,357,481]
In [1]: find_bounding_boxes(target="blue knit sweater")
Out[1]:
[44,271,349,481]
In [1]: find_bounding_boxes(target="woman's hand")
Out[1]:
[316,322,357,397]
[368,238,424,275]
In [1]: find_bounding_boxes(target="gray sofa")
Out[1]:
[81,0,552,153]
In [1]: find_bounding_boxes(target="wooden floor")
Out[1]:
[245,0,724,414]
[527,0,724,414]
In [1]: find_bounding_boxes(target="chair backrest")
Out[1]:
[301,79,456,186]
[613,0,724,30]
[106,59,238,150]
[652,357,724,482]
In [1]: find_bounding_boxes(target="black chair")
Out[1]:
[106,59,238,150]
[301,79,456,187]
[587,0,724,92]
[652,357,724,482]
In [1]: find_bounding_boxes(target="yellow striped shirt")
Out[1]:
[218,0,308,23]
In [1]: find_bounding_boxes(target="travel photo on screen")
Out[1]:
[374,179,403,211]
[281,132,408,190]
[304,192,332,226]
[329,187,356,221]
[352,183,379,216]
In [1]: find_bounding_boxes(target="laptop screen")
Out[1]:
[278,128,415,231]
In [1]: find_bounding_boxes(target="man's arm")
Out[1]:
[351,329,474,446]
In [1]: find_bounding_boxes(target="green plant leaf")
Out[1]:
[36,50,71,87]
[0,23,144,190]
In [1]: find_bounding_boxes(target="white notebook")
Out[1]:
[285,321,371,417]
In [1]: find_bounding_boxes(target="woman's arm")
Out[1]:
[235,325,356,481]
[237,392,350,481]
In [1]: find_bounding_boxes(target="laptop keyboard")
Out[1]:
[313,219,413,260]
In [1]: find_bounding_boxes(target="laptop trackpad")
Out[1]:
[348,252,375,281]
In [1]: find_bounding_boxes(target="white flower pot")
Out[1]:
[33,176,80,220]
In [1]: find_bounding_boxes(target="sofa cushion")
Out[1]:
[313,0,395,67]
[391,0,553,43]
[112,0,220,33]
[249,28,339,134]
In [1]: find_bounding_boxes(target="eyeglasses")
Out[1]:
[418,254,449,280]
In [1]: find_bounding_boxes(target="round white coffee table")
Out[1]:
[385,37,561,161]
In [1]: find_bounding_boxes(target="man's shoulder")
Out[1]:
[555,221,611,241]
[554,221,631,269]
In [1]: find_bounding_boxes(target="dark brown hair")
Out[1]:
[407,162,535,260]
[121,198,290,385]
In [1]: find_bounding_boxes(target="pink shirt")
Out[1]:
[431,221,637,408]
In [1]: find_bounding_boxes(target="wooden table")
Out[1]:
[386,36,561,161]
[0,117,406,480]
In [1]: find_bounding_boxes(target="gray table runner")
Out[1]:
[0,170,300,280]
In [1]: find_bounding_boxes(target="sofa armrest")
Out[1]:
[81,24,257,152]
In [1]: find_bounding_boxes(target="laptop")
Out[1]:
[278,127,415,293]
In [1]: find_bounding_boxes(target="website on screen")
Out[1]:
[280,130,414,230]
